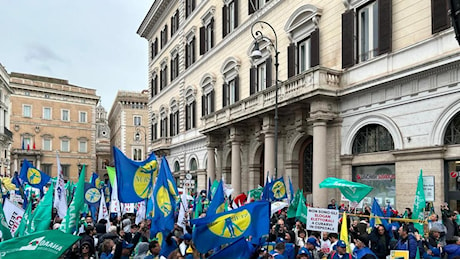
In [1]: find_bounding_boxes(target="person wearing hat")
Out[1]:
[179,233,199,259]
[352,236,376,259]
[120,240,134,258]
[296,247,310,259]
[269,242,286,259]
[428,224,447,248]
[328,240,353,259]
[306,237,323,259]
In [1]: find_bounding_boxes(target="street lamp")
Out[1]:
[135,126,147,160]
[250,21,279,179]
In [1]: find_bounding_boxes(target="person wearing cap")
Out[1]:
[120,240,134,258]
[306,237,323,259]
[179,233,192,256]
[444,235,460,258]
[352,236,376,259]
[428,225,447,248]
[296,247,309,259]
[328,240,353,259]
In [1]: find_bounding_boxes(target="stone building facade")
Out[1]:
[108,90,149,162]
[9,73,99,182]
[138,0,460,210]
[0,64,13,176]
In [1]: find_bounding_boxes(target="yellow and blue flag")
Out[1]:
[189,200,270,253]
[262,177,287,201]
[208,236,255,259]
[84,182,101,208]
[160,157,178,201]
[370,198,389,230]
[19,159,51,190]
[113,146,158,203]
[207,180,226,216]
[90,173,103,189]
[150,157,177,235]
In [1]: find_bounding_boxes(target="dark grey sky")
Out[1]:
[0,0,152,110]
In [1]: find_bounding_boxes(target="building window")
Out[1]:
[444,112,460,144]
[352,164,395,207]
[79,111,87,123]
[342,0,392,68]
[200,13,215,55]
[22,136,32,150]
[43,107,52,120]
[170,100,179,136]
[432,0,450,34]
[133,148,143,161]
[41,164,52,176]
[221,58,240,107]
[297,38,311,73]
[61,165,69,179]
[250,43,272,95]
[186,0,196,18]
[78,140,87,153]
[201,75,215,116]
[61,109,70,121]
[171,10,179,37]
[151,72,158,98]
[174,161,180,172]
[23,105,32,117]
[189,158,198,171]
[352,124,394,154]
[248,0,267,14]
[151,115,158,141]
[61,139,70,152]
[170,52,179,81]
[186,34,196,69]
[151,38,158,60]
[223,0,238,37]
[43,138,52,151]
[160,108,168,138]
[161,25,168,48]
[160,63,168,90]
[185,89,196,130]
[134,116,142,126]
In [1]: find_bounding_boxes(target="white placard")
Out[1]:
[122,203,135,214]
[423,176,435,202]
[306,208,339,233]
[3,199,25,235]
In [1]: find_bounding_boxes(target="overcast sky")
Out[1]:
[0,0,152,110]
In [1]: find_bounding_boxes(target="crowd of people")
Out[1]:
[49,194,460,259]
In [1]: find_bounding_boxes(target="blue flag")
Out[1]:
[160,157,179,201]
[84,182,101,208]
[289,177,295,202]
[113,146,158,203]
[150,157,177,236]
[90,173,103,189]
[207,180,226,216]
[190,200,270,253]
[208,236,256,259]
[370,198,389,230]
[19,159,51,190]
[262,177,287,201]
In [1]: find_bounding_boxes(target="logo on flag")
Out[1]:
[85,188,101,204]
[272,180,286,199]
[209,210,251,238]
[133,161,157,199]
[156,186,172,217]
[27,169,42,185]
[20,236,45,250]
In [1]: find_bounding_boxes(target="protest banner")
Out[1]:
[3,199,24,236]
[306,208,339,233]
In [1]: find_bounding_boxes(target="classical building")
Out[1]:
[9,73,100,182]
[0,64,13,176]
[138,0,460,210]
[108,90,149,161]
[95,102,111,178]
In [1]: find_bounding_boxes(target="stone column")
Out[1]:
[13,154,18,173]
[230,127,241,195]
[263,116,275,180]
[312,119,328,208]
[206,137,216,185]
[215,147,223,181]
[36,154,41,170]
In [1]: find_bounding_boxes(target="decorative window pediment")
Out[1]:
[284,5,322,42]
[201,6,216,25]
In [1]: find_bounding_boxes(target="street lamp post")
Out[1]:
[135,126,147,160]
[250,21,279,179]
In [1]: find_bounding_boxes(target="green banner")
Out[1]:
[296,191,308,223]
[412,170,426,234]
[319,177,373,202]
[0,201,12,241]
[0,229,80,258]
[287,189,301,219]
[28,182,55,234]
[60,166,86,234]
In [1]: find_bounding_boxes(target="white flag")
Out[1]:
[53,153,67,218]
[135,201,146,225]
[98,189,110,232]
[3,199,24,236]
[109,174,121,216]
[177,193,188,234]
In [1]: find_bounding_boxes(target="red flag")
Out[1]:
[33,142,36,149]
[27,144,30,151]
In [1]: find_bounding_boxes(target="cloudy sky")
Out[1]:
[0,0,152,110]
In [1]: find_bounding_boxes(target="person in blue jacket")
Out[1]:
[444,235,460,258]
[394,224,419,259]
[352,236,377,259]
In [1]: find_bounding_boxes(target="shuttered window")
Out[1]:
[432,0,450,34]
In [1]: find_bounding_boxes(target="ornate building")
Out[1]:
[0,64,13,176]
[108,90,149,162]
[138,0,460,210]
[95,102,111,178]
[9,73,99,182]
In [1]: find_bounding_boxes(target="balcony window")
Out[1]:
[223,0,239,37]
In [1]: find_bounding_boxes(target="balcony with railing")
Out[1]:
[201,66,341,133]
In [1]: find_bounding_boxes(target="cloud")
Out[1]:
[24,43,65,64]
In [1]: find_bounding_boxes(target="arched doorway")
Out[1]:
[299,138,313,195]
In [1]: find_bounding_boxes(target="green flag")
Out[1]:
[0,229,81,258]
[412,170,426,234]
[0,201,12,241]
[14,197,32,237]
[28,182,55,234]
[194,198,203,219]
[319,177,373,202]
[60,166,86,234]
[106,166,116,187]
[296,192,308,223]
[65,180,75,204]
[210,180,219,198]
[287,189,301,218]
[248,187,263,201]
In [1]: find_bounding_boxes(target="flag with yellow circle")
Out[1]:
[19,159,51,190]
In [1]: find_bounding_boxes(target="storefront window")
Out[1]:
[352,164,396,208]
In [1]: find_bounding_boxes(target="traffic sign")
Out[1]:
[451,171,458,178]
